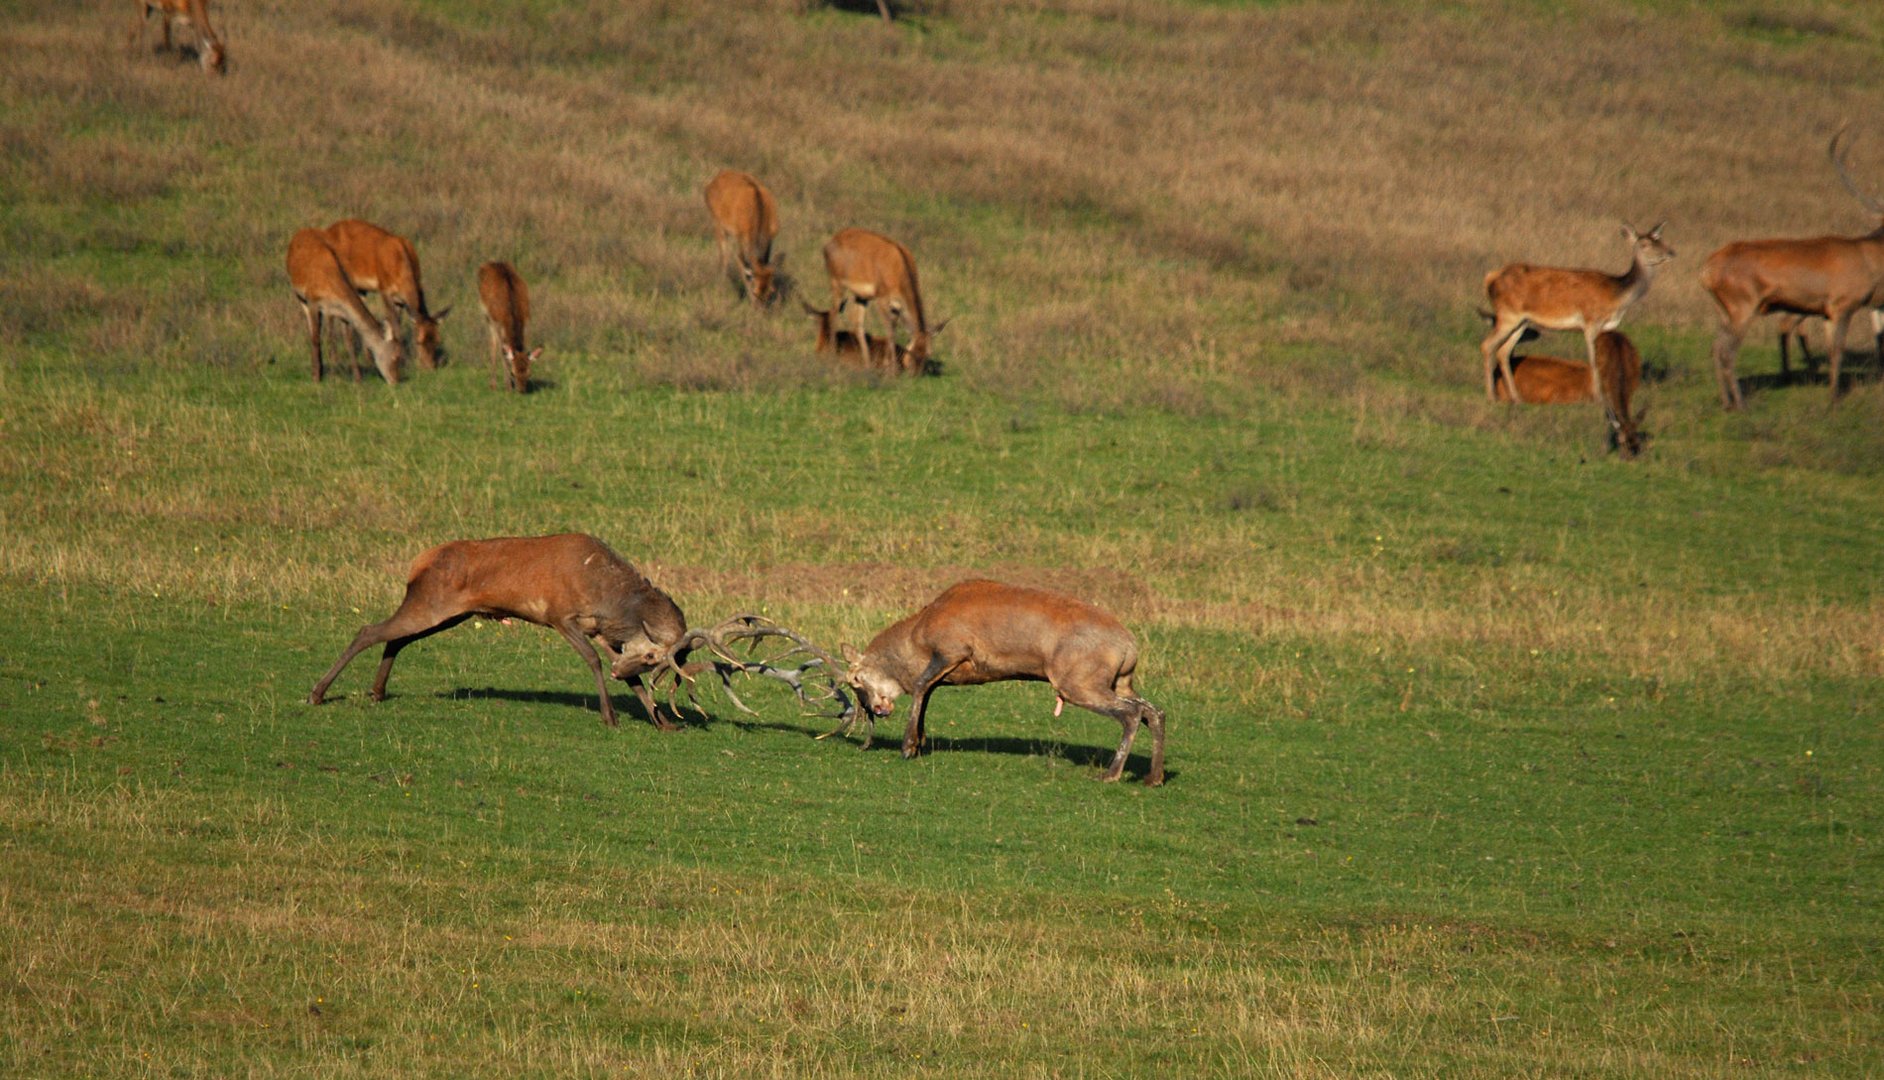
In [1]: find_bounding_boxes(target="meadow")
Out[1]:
[2,0,1881,1075]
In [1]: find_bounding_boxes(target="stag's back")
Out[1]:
[895,580,1136,681]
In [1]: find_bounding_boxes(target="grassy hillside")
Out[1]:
[2,1,1881,1076]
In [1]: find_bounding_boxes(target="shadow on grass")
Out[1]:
[1738,347,1881,399]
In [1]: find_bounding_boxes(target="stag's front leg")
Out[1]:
[901,656,964,759]
[1826,309,1854,403]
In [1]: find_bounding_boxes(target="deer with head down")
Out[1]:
[286,228,405,384]
[128,0,226,74]
[323,219,450,372]
[1490,329,1647,458]
[1701,128,1884,409]
[705,170,782,308]
[477,261,540,392]
[800,300,945,374]
[834,580,1167,785]
[1480,222,1673,404]
[823,227,942,374]
[309,533,852,730]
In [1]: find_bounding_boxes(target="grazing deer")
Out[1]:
[704,170,782,308]
[322,219,450,371]
[477,261,540,392]
[129,0,226,74]
[838,580,1167,785]
[1491,330,1646,459]
[1702,132,1884,408]
[1481,222,1674,404]
[286,229,405,383]
[823,227,941,373]
[309,534,691,729]
[801,301,919,372]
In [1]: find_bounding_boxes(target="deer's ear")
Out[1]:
[772,251,786,270]
[527,347,543,363]
[840,644,862,666]
[1646,220,1666,240]
[433,304,453,321]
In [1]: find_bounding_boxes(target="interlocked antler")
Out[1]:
[1830,126,1884,217]
[646,614,859,729]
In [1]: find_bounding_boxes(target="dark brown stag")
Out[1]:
[837,580,1167,785]
[1700,129,1884,409]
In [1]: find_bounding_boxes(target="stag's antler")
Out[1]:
[647,614,859,729]
[1830,126,1884,217]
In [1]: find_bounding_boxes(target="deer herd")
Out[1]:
[133,12,1884,785]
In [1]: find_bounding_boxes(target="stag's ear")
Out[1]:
[840,643,862,666]
[931,317,952,337]
[1647,221,1666,240]
[772,251,786,270]
[526,347,543,363]
[433,304,453,321]
[1621,223,1638,242]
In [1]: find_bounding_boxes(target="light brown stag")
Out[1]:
[1491,330,1646,459]
[1701,130,1884,409]
[323,219,450,371]
[704,170,782,308]
[286,228,405,383]
[477,261,540,392]
[128,0,226,74]
[1481,222,1673,404]
[823,227,941,373]
[309,533,854,730]
[837,579,1167,785]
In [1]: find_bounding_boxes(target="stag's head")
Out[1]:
[1623,221,1674,267]
[840,644,902,718]
[609,593,689,681]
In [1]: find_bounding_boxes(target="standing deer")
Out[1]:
[286,229,405,383]
[322,219,450,372]
[128,0,226,74]
[309,534,691,729]
[477,261,540,392]
[823,227,940,373]
[704,170,782,308]
[1480,222,1674,404]
[837,580,1167,785]
[1491,330,1646,458]
[1701,130,1884,409]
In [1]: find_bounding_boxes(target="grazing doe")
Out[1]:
[129,0,226,74]
[286,229,404,383]
[1700,129,1884,409]
[823,227,940,374]
[476,261,540,392]
[322,219,450,372]
[1481,222,1673,403]
[1492,330,1647,458]
[839,580,1166,785]
[705,170,782,308]
[309,534,690,729]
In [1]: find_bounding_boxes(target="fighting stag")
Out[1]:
[836,580,1167,785]
[323,219,450,372]
[1700,129,1884,409]
[705,170,782,308]
[129,0,226,74]
[1481,222,1673,404]
[308,533,853,730]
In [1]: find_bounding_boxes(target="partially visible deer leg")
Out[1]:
[553,618,620,727]
[902,655,966,759]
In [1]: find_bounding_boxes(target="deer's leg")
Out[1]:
[309,606,468,705]
[553,619,621,727]
[1482,318,1526,403]
[1583,327,1605,404]
[486,323,502,391]
[625,672,681,732]
[1870,309,1884,359]
[301,302,325,382]
[1711,322,1748,411]
[1777,317,1797,376]
[901,655,965,759]
[1826,309,1853,404]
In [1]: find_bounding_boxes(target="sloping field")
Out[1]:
[2,1,1880,1075]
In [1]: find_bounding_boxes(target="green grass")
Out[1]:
[4,0,1883,1075]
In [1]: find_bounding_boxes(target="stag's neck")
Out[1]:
[1615,253,1659,305]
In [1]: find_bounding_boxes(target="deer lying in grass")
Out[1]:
[1491,330,1647,458]
[323,219,450,372]
[823,227,940,373]
[801,301,933,373]
[477,261,540,392]
[1700,129,1884,409]
[309,533,854,730]
[129,0,226,74]
[705,170,782,308]
[836,580,1167,785]
[1481,222,1673,404]
[286,229,405,383]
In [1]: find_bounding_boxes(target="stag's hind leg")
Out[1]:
[309,605,471,706]
[1482,317,1528,403]
[1058,666,1166,786]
